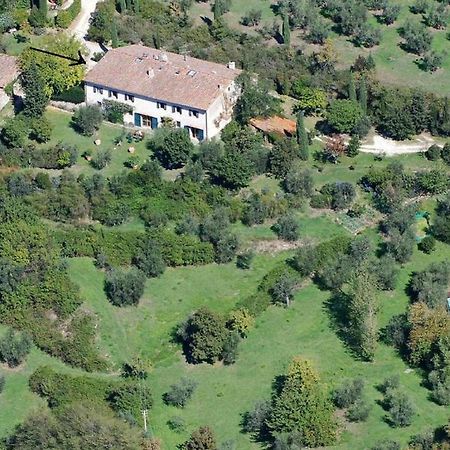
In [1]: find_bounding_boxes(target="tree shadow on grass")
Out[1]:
[323,291,362,359]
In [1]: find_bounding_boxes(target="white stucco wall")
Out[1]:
[85,80,239,140]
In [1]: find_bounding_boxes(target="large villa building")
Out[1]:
[84,45,241,140]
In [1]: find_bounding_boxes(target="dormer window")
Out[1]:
[189,109,199,118]
[125,94,135,102]
[157,102,167,110]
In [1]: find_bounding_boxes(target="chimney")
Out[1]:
[147,69,155,78]
[227,61,236,70]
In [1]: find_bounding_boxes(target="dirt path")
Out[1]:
[360,133,436,155]
[68,0,104,69]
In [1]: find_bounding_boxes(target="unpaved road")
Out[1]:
[360,133,435,155]
[68,0,103,68]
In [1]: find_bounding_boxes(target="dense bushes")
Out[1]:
[72,105,103,136]
[163,377,198,407]
[55,0,81,28]
[0,329,32,367]
[104,267,146,306]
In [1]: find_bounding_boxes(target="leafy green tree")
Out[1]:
[418,235,436,254]
[133,237,166,277]
[267,357,337,447]
[109,381,153,424]
[271,274,297,307]
[1,116,29,149]
[274,214,299,241]
[20,34,85,96]
[291,85,328,115]
[421,51,443,72]
[151,128,194,169]
[222,330,240,364]
[332,378,365,408]
[178,308,227,364]
[164,377,198,407]
[7,402,140,450]
[283,167,314,197]
[327,99,363,133]
[0,329,32,367]
[380,2,400,24]
[183,426,217,450]
[269,138,299,178]
[21,63,49,118]
[401,21,432,55]
[296,110,309,160]
[104,267,146,306]
[243,400,271,434]
[235,77,281,125]
[87,1,115,43]
[211,146,253,189]
[72,105,103,136]
[387,390,415,427]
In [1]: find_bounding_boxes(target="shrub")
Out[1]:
[222,331,240,365]
[418,235,436,254]
[29,117,53,143]
[102,99,133,123]
[1,116,29,148]
[425,144,441,160]
[379,375,400,393]
[227,308,254,337]
[72,105,103,136]
[442,143,450,165]
[273,213,299,241]
[0,329,32,368]
[177,308,227,364]
[109,381,153,424]
[104,267,146,307]
[242,400,271,434]
[52,84,85,103]
[346,398,371,422]
[371,440,401,450]
[332,378,365,408]
[167,416,186,433]
[133,238,166,277]
[150,128,194,169]
[327,99,363,133]
[0,374,5,393]
[236,251,254,270]
[387,390,415,427]
[182,426,217,450]
[55,0,81,28]
[91,149,112,170]
[164,377,198,408]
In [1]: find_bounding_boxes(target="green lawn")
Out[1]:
[40,108,151,177]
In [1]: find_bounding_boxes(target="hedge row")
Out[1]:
[55,227,215,267]
[55,0,81,28]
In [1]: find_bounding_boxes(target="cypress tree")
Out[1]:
[296,110,309,161]
[21,63,49,118]
[358,75,368,115]
[38,0,47,17]
[348,73,357,102]
[213,0,222,21]
[133,0,140,14]
[111,20,119,48]
[119,0,126,13]
[282,13,290,47]
[125,0,132,10]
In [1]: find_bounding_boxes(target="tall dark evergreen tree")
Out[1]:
[21,63,49,118]
[349,73,357,102]
[282,13,291,47]
[38,0,47,17]
[296,110,309,160]
[358,75,368,115]
[119,0,126,13]
[111,20,119,48]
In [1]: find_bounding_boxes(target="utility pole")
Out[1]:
[142,409,148,433]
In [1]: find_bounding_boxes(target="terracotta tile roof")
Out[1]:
[0,54,19,88]
[250,116,297,136]
[84,45,241,111]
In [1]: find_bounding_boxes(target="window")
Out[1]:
[141,115,158,129]
[176,121,181,128]
[93,86,103,94]
[172,106,182,114]
[189,109,199,118]
[108,90,118,99]
[125,94,135,102]
[142,115,152,127]
[157,102,167,110]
